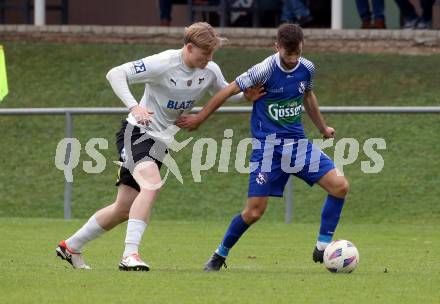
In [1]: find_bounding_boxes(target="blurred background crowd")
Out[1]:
[0,0,439,29]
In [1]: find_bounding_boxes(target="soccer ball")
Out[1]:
[323,240,359,273]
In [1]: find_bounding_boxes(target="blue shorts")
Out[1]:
[248,138,335,197]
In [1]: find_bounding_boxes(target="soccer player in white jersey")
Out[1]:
[178,23,350,271]
[55,22,262,271]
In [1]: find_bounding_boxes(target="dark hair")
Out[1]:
[277,23,304,53]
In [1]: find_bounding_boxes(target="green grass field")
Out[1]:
[0,42,439,303]
[1,218,439,304]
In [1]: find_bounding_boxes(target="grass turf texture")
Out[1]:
[0,218,439,304]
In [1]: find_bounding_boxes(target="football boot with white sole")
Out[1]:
[56,241,91,269]
[119,253,150,271]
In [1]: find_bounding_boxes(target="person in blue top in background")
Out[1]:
[177,23,349,272]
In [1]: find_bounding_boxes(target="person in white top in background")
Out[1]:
[55,22,263,271]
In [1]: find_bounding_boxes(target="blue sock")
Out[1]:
[318,195,345,244]
[216,214,250,257]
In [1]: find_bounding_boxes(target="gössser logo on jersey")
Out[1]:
[266,97,303,125]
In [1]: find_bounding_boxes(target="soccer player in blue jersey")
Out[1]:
[177,23,349,271]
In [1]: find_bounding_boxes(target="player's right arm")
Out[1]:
[176,81,241,131]
[106,54,165,125]
[177,56,274,131]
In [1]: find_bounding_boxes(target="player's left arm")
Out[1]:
[303,90,335,138]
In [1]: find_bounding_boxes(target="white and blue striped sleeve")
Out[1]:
[235,55,275,91]
[300,57,316,91]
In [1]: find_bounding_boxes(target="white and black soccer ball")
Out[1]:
[323,240,359,273]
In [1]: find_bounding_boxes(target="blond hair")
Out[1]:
[184,22,226,51]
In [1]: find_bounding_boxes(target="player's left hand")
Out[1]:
[322,126,335,139]
[176,114,203,132]
[244,84,266,102]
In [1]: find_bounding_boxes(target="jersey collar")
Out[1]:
[275,53,301,73]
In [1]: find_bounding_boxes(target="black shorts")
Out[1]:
[115,120,167,192]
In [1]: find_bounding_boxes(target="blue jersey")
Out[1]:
[236,53,315,139]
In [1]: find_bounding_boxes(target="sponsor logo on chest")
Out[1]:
[167,100,195,110]
[264,96,303,125]
[268,103,302,121]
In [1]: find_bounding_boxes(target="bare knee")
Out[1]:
[242,206,266,224]
[331,178,349,198]
[133,162,162,191]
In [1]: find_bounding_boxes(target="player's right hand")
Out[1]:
[176,114,202,132]
[130,105,154,125]
[244,84,266,102]
[322,126,336,139]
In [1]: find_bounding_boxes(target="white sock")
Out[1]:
[123,219,147,257]
[316,241,329,251]
[65,215,106,252]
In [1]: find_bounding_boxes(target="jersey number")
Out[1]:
[133,60,146,74]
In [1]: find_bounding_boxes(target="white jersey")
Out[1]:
[106,49,242,142]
